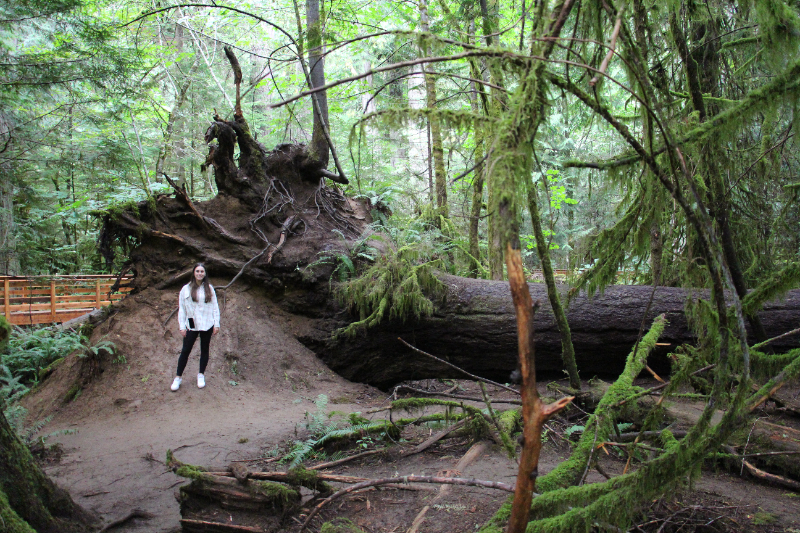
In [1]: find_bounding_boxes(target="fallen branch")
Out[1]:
[407,441,489,533]
[208,471,368,484]
[752,326,800,350]
[403,418,469,457]
[392,384,521,404]
[398,337,519,395]
[616,430,687,442]
[180,518,263,532]
[309,449,386,470]
[611,364,716,407]
[722,444,800,491]
[300,475,515,531]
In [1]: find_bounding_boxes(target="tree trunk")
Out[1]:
[526,178,580,389]
[299,276,800,388]
[419,0,448,220]
[0,408,97,533]
[306,0,329,168]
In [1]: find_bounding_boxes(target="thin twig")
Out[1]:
[392,384,521,404]
[397,337,519,395]
[309,449,386,470]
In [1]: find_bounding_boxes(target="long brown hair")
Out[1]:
[190,263,213,303]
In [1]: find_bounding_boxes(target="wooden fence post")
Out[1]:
[96,280,101,308]
[3,279,9,321]
[50,280,56,323]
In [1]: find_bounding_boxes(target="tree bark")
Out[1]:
[419,0,448,220]
[306,0,329,168]
[299,276,800,388]
[0,407,97,532]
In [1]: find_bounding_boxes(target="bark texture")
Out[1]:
[0,407,97,532]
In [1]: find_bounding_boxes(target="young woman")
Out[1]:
[171,263,220,391]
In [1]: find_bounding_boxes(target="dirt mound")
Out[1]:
[22,283,366,424]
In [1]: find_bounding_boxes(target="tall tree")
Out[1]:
[306,0,329,168]
[419,0,448,220]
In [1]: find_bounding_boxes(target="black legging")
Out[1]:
[176,328,213,376]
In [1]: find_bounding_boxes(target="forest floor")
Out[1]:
[19,284,800,533]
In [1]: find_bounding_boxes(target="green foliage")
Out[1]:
[1,325,115,437]
[321,517,367,533]
[537,315,667,493]
[335,234,448,336]
[282,396,399,468]
[2,327,83,383]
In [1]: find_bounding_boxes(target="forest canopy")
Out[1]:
[1,0,796,284]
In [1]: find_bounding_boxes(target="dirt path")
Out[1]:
[43,383,378,532]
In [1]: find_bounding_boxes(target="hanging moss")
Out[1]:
[336,245,446,337]
[748,348,800,405]
[742,262,800,315]
[749,348,800,379]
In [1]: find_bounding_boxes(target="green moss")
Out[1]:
[174,465,215,483]
[0,315,10,352]
[321,517,367,533]
[752,512,777,525]
[166,450,209,478]
[249,480,301,507]
[497,408,522,434]
[63,384,81,403]
[537,316,668,493]
[38,358,64,382]
[394,412,468,426]
[0,488,37,533]
[749,347,800,379]
[286,466,333,494]
[391,397,462,413]
[335,244,446,337]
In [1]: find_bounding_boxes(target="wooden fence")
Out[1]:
[0,275,132,326]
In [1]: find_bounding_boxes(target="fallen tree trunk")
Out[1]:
[298,276,800,388]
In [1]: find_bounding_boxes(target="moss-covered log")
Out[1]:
[300,275,800,388]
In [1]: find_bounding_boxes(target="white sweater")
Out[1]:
[178,284,220,331]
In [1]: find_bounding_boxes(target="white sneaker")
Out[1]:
[197,374,205,388]
[171,376,182,391]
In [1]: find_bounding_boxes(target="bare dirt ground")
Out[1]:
[20,284,800,532]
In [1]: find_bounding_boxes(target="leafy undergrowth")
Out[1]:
[1,324,116,441]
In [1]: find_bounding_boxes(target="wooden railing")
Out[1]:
[0,275,132,326]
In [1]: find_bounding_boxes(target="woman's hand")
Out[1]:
[180,329,186,338]
[213,327,219,336]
